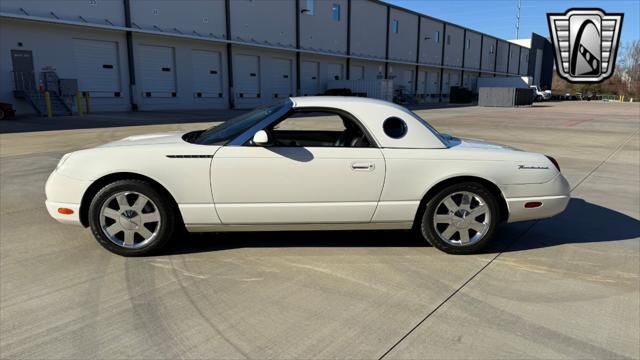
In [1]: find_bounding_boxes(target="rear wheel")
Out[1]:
[419,182,498,254]
[88,179,175,256]
[0,109,5,120]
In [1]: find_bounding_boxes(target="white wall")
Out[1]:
[0,19,130,114]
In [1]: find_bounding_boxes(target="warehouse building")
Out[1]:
[0,0,548,115]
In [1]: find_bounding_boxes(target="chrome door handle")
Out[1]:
[351,162,375,171]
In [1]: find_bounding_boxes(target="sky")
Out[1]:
[385,0,640,45]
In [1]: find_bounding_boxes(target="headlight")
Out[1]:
[56,152,73,170]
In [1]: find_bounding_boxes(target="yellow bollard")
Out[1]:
[75,91,84,116]
[44,91,53,118]
[84,92,90,114]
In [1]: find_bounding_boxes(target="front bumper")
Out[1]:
[45,170,92,226]
[45,200,82,225]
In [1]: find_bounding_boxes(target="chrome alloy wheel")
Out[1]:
[99,191,161,249]
[432,191,491,246]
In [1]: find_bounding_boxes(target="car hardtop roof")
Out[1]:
[290,96,409,113]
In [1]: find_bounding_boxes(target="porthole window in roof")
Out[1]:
[383,117,407,139]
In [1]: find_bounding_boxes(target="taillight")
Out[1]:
[546,156,560,172]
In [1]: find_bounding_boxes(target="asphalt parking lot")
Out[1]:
[1,101,639,359]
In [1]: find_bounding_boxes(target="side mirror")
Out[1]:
[252,130,271,146]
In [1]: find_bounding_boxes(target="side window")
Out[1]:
[268,110,372,148]
[383,117,407,139]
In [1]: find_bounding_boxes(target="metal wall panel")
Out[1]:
[388,8,418,62]
[464,31,482,69]
[130,0,226,38]
[349,0,387,59]
[418,18,444,65]
[0,0,125,26]
[519,48,529,76]
[230,0,295,48]
[443,25,464,67]
[481,36,497,71]
[495,40,509,73]
[299,0,348,54]
[508,43,520,74]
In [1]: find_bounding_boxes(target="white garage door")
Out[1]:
[450,72,460,87]
[426,71,440,95]
[327,63,344,81]
[192,50,222,98]
[301,61,319,96]
[270,58,292,99]
[350,65,365,80]
[442,72,451,94]
[139,45,176,97]
[73,39,121,95]
[235,54,260,98]
[400,69,414,93]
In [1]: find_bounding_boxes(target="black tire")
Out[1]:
[418,182,499,254]
[535,95,543,102]
[88,179,176,256]
[0,109,5,120]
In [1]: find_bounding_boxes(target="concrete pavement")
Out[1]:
[1,101,638,359]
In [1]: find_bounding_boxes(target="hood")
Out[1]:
[442,134,519,151]
[100,131,188,147]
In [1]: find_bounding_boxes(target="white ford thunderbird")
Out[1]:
[46,97,570,256]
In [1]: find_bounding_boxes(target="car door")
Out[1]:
[210,109,385,224]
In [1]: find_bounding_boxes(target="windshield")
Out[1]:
[196,100,288,145]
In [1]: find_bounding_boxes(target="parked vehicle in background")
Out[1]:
[0,102,16,120]
[530,86,551,101]
[45,97,570,256]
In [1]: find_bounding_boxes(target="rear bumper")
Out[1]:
[504,173,570,222]
[506,195,570,222]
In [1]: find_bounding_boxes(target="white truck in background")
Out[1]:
[477,76,551,102]
[530,85,552,101]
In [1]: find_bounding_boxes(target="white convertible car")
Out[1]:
[46,97,570,256]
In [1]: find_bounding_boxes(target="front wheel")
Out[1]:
[419,182,499,254]
[88,179,176,256]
